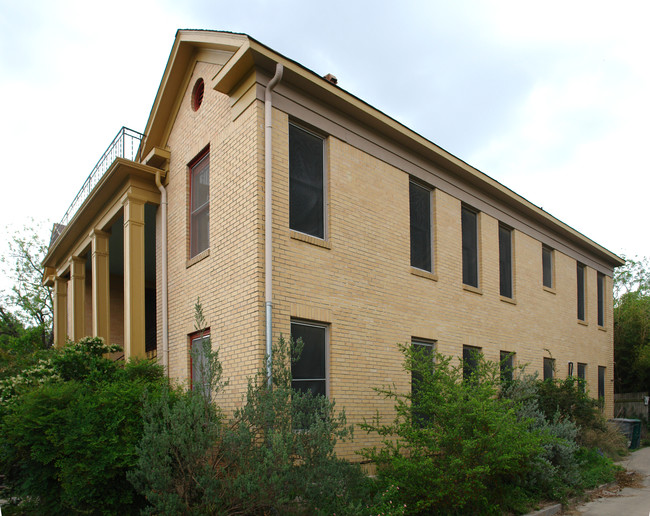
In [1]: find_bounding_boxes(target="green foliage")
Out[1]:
[0,307,51,381]
[0,337,166,515]
[614,256,650,393]
[360,345,544,515]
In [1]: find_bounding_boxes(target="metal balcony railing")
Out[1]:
[50,127,143,245]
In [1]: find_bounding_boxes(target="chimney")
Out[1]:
[324,73,338,85]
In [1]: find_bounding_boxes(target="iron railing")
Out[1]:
[50,127,143,244]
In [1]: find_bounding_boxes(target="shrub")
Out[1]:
[360,345,543,515]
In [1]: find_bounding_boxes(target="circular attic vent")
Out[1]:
[191,78,205,111]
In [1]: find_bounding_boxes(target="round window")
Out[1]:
[191,78,205,112]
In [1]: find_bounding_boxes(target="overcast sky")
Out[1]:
[1,0,648,294]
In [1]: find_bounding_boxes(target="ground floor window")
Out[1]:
[190,329,211,399]
[463,345,482,382]
[543,357,555,381]
[291,321,327,397]
[598,366,606,403]
[500,351,515,385]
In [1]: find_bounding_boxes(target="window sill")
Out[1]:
[598,325,607,332]
[462,284,482,295]
[290,230,331,249]
[578,319,588,327]
[186,248,210,268]
[411,267,438,282]
[543,285,556,295]
[500,295,517,305]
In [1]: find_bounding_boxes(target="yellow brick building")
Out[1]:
[42,30,623,456]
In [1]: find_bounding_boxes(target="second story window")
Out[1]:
[542,246,554,289]
[499,225,513,298]
[577,263,586,321]
[189,150,210,257]
[597,273,605,326]
[409,181,432,272]
[289,124,324,239]
[461,206,479,288]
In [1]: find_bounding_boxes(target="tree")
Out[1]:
[613,256,650,393]
[0,220,53,347]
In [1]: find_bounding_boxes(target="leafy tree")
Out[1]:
[0,220,53,347]
[613,256,650,393]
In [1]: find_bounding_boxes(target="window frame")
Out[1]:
[542,245,554,290]
[543,357,555,381]
[462,345,482,383]
[461,206,479,288]
[189,149,210,258]
[577,362,587,392]
[288,123,326,240]
[597,273,605,327]
[598,366,606,403]
[577,263,586,322]
[189,328,211,398]
[290,320,328,398]
[409,180,433,273]
[500,350,515,385]
[499,224,514,299]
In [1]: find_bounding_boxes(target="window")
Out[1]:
[542,246,554,289]
[411,339,435,425]
[463,345,481,382]
[598,366,606,402]
[577,263,586,321]
[291,321,327,397]
[543,357,555,381]
[289,124,324,239]
[500,351,515,385]
[190,329,211,399]
[597,273,605,326]
[499,225,513,298]
[409,181,432,272]
[461,206,479,288]
[189,151,210,257]
[577,363,587,392]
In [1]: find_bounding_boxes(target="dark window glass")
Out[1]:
[500,351,514,385]
[289,124,324,239]
[499,225,513,298]
[542,246,553,288]
[411,340,435,426]
[577,263,586,321]
[191,331,211,399]
[190,152,210,257]
[597,273,605,326]
[409,181,432,272]
[598,366,606,401]
[461,207,478,287]
[577,363,587,392]
[463,345,481,383]
[291,322,326,397]
[543,357,555,380]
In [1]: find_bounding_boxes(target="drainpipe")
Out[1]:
[155,171,169,375]
[265,63,283,387]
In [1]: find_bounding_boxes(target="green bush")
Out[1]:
[360,345,544,515]
[0,337,166,515]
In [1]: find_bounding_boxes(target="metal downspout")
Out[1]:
[265,63,284,386]
[155,171,169,376]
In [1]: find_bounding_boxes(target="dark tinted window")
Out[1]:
[500,351,514,384]
[597,273,605,326]
[543,357,555,381]
[542,246,553,288]
[191,332,211,399]
[577,363,587,392]
[463,345,481,382]
[411,340,435,425]
[462,207,478,287]
[499,225,513,298]
[577,263,586,321]
[291,322,326,397]
[289,124,324,239]
[598,366,605,401]
[409,181,432,271]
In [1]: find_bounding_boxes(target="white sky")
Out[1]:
[1,0,648,294]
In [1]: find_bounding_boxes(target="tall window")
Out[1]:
[411,339,435,425]
[190,151,210,257]
[409,181,432,272]
[499,225,513,298]
[542,246,554,289]
[190,329,211,399]
[500,351,515,385]
[543,357,555,380]
[597,273,605,326]
[463,345,481,382]
[577,263,586,321]
[461,206,479,288]
[291,321,327,397]
[598,366,606,403]
[289,124,324,239]
[577,363,587,392]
